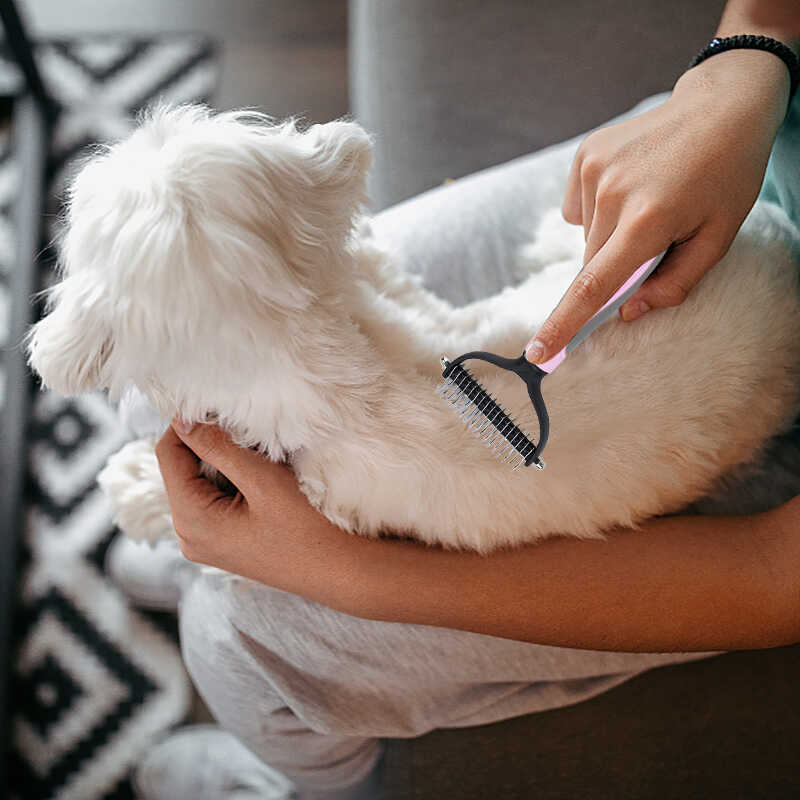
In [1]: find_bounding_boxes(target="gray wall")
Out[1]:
[350,0,726,209]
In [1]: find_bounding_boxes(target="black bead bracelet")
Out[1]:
[688,35,800,101]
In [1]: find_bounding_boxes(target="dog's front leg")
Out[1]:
[98,437,177,544]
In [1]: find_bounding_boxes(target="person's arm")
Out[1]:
[525,0,800,365]
[718,0,800,45]
[157,422,800,653]
[339,498,799,653]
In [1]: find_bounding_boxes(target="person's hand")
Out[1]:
[154,420,350,590]
[525,49,791,364]
[153,422,800,650]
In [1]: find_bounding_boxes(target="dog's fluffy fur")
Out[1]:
[27,105,800,552]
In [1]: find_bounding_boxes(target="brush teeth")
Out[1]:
[437,358,543,471]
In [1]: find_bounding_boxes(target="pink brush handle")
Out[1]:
[605,258,658,306]
[535,347,568,374]
[536,254,664,374]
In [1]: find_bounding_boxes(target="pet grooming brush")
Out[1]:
[438,251,667,470]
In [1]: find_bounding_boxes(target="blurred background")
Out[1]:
[24,0,349,119]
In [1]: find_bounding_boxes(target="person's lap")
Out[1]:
[179,567,713,793]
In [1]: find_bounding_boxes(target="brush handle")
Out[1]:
[536,250,668,374]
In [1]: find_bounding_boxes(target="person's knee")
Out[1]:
[178,572,243,697]
[179,571,436,740]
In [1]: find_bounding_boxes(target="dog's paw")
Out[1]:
[516,208,584,278]
[98,437,176,544]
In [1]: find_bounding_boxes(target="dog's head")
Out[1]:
[27,105,373,414]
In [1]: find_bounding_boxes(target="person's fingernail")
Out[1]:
[525,339,545,363]
[173,417,195,436]
[621,300,650,322]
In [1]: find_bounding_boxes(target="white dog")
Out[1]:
[26,105,800,552]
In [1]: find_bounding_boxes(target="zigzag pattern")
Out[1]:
[2,36,218,800]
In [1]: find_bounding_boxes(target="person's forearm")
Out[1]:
[291,502,799,654]
[665,0,797,186]
[675,0,798,119]
[718,0,800,46]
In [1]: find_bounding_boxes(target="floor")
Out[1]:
[21,0,349,121]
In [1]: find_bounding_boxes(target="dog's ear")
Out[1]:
[27,273,112,395]
[306,120,373,212]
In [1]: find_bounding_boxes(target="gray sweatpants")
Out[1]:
[178,96,718,793]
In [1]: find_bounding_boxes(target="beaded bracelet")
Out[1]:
[688,35,800,101]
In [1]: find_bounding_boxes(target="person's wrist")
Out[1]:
[671,48,790,151]
[271,507,376,610]
[674,47,791,119]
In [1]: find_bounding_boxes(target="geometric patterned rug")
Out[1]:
[1,37,219,800]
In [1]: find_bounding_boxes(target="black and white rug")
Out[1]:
[1,37,219,800]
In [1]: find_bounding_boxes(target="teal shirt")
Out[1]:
[761,90,800,430]
[759,90,800,229]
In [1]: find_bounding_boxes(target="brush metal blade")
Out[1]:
[438,357,539,470]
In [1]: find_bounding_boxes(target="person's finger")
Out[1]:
[154,426,237,526]
[619,229,727,321]
[525,222,671,364]
[580,155,601,242]
[583,202,616,267]
[169,420,267,499]
[561,147,583,225]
